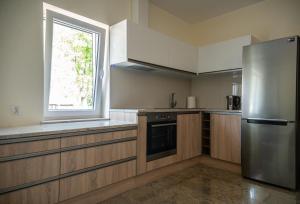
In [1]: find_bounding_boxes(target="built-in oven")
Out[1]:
[146,112,177,162]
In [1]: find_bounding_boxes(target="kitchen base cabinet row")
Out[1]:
[136,113,203,175]
[0,113,242,204]
[0,128,137,204]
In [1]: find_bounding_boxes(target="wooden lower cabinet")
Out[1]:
[59,160,137,201]
[0,154,60,189]
[0,128,138,204]
[60,141,137,174]
[177,113,202,161]
[0,181,59,204]
[136,116,147,175]
[0,139,60,157]
[210,114,241,164]
[142,113,202,172]
[61,129,137,148]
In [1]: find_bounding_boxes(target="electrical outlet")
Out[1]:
[10,105,20,116]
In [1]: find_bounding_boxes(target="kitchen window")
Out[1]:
[44,9,107,120]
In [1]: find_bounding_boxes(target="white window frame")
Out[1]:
[44,10,106,120]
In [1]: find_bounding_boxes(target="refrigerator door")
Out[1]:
[242,119,296,189]
[242,37,298,121]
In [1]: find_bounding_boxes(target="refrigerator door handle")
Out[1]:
[244,118,290,126]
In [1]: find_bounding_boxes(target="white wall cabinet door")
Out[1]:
[109,20,128,65]
[110,20,198,73]
[198,35,257,73]
[127,21,171,67]
[169,39,198,73]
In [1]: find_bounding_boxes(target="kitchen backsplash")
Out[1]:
[110,68,191,109]
[111,68,241,109]
[191,72,242,109]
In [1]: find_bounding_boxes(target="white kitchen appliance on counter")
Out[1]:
[186,96,197,109]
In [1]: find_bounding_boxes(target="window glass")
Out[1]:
[49,21,98,110]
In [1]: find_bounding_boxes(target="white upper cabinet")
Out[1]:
[127,20,171,67]
[169,38,198,73]
[197,35,257,73]
[110,20,198,73]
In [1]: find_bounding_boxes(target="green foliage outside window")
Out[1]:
[66,32,94,107]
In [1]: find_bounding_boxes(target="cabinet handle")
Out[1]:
[151,123,177,128]
[245,118,289,126]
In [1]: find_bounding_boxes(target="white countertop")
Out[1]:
[111,108,241,114]
[1,109,240,140]
[0,120,137,140]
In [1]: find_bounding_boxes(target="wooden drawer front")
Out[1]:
[59,160,136,201]
[0,181,59,204]
[61,129,137,148]
[0,139,60,157]
[0,154,60,189]
[61,141,136,174]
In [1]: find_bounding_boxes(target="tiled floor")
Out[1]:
[101,164,300,204]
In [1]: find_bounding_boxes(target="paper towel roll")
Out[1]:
[187,96,197,109]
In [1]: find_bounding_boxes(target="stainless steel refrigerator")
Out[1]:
[242,36,299,190]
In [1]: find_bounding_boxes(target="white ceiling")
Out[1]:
[150,0,264,24]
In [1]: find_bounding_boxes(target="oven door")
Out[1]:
[147,121,177,161]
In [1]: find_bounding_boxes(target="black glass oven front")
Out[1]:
[147,120,177,161]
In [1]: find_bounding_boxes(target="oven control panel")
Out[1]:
[146,112,177,123]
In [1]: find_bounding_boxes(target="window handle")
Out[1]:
[98,68,104,79]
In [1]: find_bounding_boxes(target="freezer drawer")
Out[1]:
[241,119,296,189]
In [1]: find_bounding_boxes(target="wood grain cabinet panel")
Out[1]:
[0,181,59,204]
[59,160,136,201]
[146,155,178,172]
[0,139,60,157]
[0,154,60,189]
[60,141,136,174]
[137,116,147,175]
[61,130,137,148]
[210,114,241,164]
[177,114,202,161]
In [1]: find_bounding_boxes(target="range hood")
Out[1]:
[111,59,197,78]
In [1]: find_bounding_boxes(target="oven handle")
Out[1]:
[151,123,177,128]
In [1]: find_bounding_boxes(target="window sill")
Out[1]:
[41,117,109,124]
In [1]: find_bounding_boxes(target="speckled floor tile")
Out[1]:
[100,164,300,204]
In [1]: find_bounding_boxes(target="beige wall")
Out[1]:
[0,0,44,128]
[111,69,190,109]
[192,0,300,45]
[149,3,195,45]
